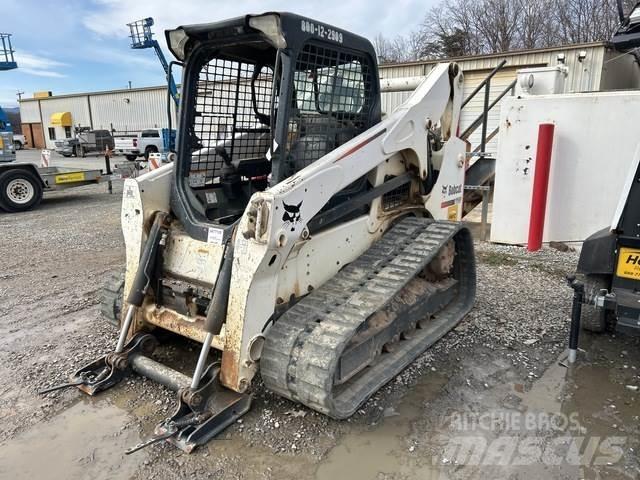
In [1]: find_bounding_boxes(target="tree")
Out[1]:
[375,0,637,63]
[518,0,558,49]
[472,0,522,52]
[373,33,395,64]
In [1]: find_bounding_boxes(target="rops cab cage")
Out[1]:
[165,13,381,242]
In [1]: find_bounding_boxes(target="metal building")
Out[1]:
[19,86,177,149]
[18,41,638,152]
[379,41,639,154]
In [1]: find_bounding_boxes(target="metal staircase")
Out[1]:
[459,60,516,238]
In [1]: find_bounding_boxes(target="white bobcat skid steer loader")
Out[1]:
[44,12,476,453]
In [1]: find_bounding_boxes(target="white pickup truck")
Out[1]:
[114,128,164,161]
[12,134,25,149]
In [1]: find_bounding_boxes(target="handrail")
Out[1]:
[460,79,517,140]
[461,59,508,109]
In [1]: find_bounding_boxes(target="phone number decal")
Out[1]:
[301,20,343,44]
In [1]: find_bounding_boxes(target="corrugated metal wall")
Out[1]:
[18,43,611,152]
[39,95,92,127]
[19,87,178,148]
[601,48,640,90]
[38,96,92,148]
[459,67,520,155]
[19,100,40,123]
[379,44,608,155]
[90,88,177,132]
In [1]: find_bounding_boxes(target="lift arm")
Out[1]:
[220,62,467,391]
[249,62,465,249]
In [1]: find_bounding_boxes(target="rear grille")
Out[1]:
[382,177,411,210]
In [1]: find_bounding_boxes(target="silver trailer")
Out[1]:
[0,163,104,212]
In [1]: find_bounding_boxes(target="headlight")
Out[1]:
[248,14,286,49]
[167,27,189,61]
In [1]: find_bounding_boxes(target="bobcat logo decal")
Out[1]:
[282,201,303,231]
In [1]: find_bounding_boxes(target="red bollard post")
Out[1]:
[527,123,555,252]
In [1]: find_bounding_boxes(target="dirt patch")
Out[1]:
[477,251,519,267]
[0,183,638,479]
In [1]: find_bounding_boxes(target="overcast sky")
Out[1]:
[0,0,436,107]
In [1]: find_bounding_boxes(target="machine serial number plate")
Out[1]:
[207,227,224,245]
[616,247,640,280]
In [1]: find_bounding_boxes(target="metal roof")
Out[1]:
[19,41,610,103]
[378,41,609,69]
[19,84,178,103]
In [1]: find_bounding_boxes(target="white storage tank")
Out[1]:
[515,66,569,96]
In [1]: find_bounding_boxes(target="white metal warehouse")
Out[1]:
[19,41,637,152]
[19,86,178,150]
[380,41,639,154]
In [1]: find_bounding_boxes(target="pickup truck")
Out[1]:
[12,134,25,149]
[54,128,114,157]
[114,128,169,161]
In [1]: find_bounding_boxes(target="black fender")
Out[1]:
[577,227,616,276]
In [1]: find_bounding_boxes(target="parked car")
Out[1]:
[12,134,25,150]
[115,128,173,161]
[54,128,114,157]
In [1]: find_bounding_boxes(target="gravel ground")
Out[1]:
[0,167,638,479]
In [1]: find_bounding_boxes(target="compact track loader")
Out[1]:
[44,12,476,453]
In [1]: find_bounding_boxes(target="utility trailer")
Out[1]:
[0,163,104,212]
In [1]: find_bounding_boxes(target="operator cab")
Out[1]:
[166,12,380,241]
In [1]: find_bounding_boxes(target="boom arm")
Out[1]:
[150,39,179,107]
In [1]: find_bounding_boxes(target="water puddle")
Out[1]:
[517,356,566,412]
[565,362,639,441]
[0,398,145,479]
[315,374,448,480]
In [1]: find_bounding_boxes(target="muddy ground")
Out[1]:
[0,155,639,479]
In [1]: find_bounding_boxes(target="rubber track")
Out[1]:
[261,217,476,418]
[100,271,124,327]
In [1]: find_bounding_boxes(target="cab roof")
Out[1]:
[165,12,378,62]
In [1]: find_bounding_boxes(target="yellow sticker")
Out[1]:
[616,247,640,280]
[447,204,459,221]
[55,172,86,184]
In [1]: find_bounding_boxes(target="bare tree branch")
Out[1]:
[375,0,636,63]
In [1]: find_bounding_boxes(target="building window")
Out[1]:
[48,127,56,140]
[64,126,72,138]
